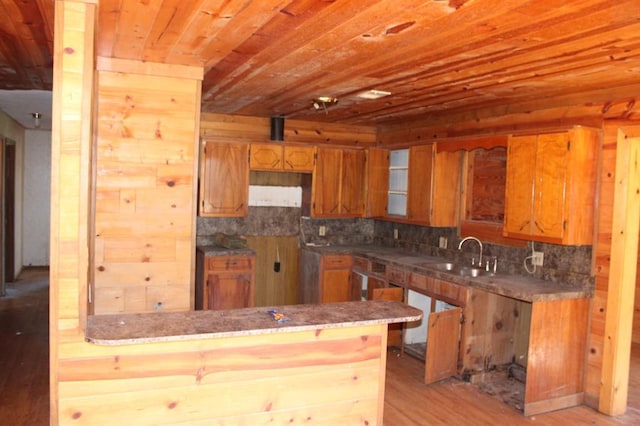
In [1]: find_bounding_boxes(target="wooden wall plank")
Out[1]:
[599,128,640,415]
[200,112,377,147]
[55,324,387,425]
[93,61,201,314]
[50,1,97,421]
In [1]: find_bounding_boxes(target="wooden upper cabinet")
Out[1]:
[313,147,342,216]
[504,127,600,245]
[407,145,435,222]
[341,148,366,215]
[407,144,461,226]
[250,143,282,170]
[250,143,315,172]
[312,146,365,217]
[366,148,389,217]
[431,148,463,226]
[199,141,249,217]
[284,145,315,171]
[368,144,460,224]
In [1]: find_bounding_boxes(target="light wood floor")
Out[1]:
[1,268,639,425]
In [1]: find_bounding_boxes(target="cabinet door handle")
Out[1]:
[518,220,530,231]
[534,221,544,233]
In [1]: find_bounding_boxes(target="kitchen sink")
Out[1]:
[431,262,484,277]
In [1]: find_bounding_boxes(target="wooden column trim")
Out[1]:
[50,0,96,423]
[599,128,640,415]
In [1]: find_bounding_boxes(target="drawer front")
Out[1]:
[409,273,436,293]
[207,255,253,271]
[352,256,370,271]
[321,254,353,269]
[386,266,407,285]
[434,279,466,306]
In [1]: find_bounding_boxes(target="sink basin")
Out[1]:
[431,262,483,277]
[456,266,484,278]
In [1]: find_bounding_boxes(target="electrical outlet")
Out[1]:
[532,251,544,266]
[438,236,448,249]
[393,229,399,239]
[319,225,326,236]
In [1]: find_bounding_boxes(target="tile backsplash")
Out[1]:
[198,209,593,288]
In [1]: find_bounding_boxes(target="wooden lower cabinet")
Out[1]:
[299,250,354,303]
[320,254,353,303]
[195,250,255,310]
[311,253,589,415]
[406,273,465,384]
[461,286,590,416]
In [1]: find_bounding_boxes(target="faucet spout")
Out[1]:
[458,236,483,267]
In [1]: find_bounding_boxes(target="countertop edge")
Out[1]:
[86,300,422,346]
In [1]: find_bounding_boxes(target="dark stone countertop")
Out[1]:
[196,245,256,256]
[86,300,422,345]
[301,244,592,303]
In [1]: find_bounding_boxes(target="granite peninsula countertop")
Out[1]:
[302,244,593,303]
[86,300,422,345]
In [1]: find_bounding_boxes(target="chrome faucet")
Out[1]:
[458,236,483,267]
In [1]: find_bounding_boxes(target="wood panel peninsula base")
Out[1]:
[70,301,421,425]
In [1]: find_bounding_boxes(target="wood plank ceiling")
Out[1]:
[1,0,640,126]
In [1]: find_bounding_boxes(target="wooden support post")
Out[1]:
[599,128,640,415]
[50,1,96,423]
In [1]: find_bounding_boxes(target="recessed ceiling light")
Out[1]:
[357,89,391,100]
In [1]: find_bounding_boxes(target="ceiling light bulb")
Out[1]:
[32,112,41,128]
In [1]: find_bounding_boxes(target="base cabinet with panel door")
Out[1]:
[312,249,590,415]
[299,250,354,303]
[195,248,255,310]
[351,256,403,347]
[406,273,466,384]
[455,282,589,416]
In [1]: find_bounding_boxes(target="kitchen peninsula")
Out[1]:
[68,301,421,425]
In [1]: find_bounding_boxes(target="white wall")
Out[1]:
[22,129,50,266]
[1,110,25,280]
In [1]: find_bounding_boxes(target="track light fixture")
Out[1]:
[311,96,338,114]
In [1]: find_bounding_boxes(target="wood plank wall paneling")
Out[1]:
[585,122,619,407]
[57,324,387,424]
[92,61,201,315]
[586,121,640,410]
[599,128,640,415]
[635,234,640,344]
[200,112,377,147]
[376,97,640,143]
